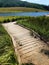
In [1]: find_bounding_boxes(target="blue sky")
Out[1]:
[21,0,49,5]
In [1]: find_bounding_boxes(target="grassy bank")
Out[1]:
[0,24,18,65]
[0,7,47,13]
[0,16,29,23]
[16,16,49,42]
[0,16,16,23]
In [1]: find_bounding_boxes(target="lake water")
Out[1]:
[0,12,49,16]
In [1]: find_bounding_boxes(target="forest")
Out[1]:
[0,0,49,11]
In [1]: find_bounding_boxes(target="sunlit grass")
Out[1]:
[0,16,29,23]
[0,24,18,65]
[0,7,47,13]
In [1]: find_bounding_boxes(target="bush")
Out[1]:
[7,19,10,22]
[3,20,7,23]
[11,18,16,22]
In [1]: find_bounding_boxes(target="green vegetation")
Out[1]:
[0,16,29,23]
[0,16,49,43]
[16,16,49,42]
[0,16,49,42]
[0,24,18,65]
[0,16,49,64]
[0,0,49,11]
[0,16,35,65]
[0,16,16,23]
[0,7,46,13]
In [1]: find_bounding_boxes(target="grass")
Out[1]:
[16,16,49,42]
[0,16,29,23]
[0,16,16,23]
[0,16,49,42]
[0,16,49,65]
[0,24,18,65]
[0,16,36,65]
[0,7,47,13]
[0,16,21,23]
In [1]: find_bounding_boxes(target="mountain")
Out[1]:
[0,0,49,11]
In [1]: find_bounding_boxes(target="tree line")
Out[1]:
[0,0,49,11]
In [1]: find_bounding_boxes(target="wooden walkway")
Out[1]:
[2,22,49,65]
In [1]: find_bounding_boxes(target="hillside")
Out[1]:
[0,0,49,11]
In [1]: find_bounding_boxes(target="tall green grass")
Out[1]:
[16,16,49,42]
[0,24,18,65]
[0,16,29,23]
[0,7,47,13]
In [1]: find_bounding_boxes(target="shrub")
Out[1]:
[7,19,10,22]
[3,20,7,23]
[11,18,16,22]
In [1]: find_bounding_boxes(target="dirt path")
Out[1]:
[2,22,49,65]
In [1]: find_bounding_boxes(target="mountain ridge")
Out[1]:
[0,0,49,11]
